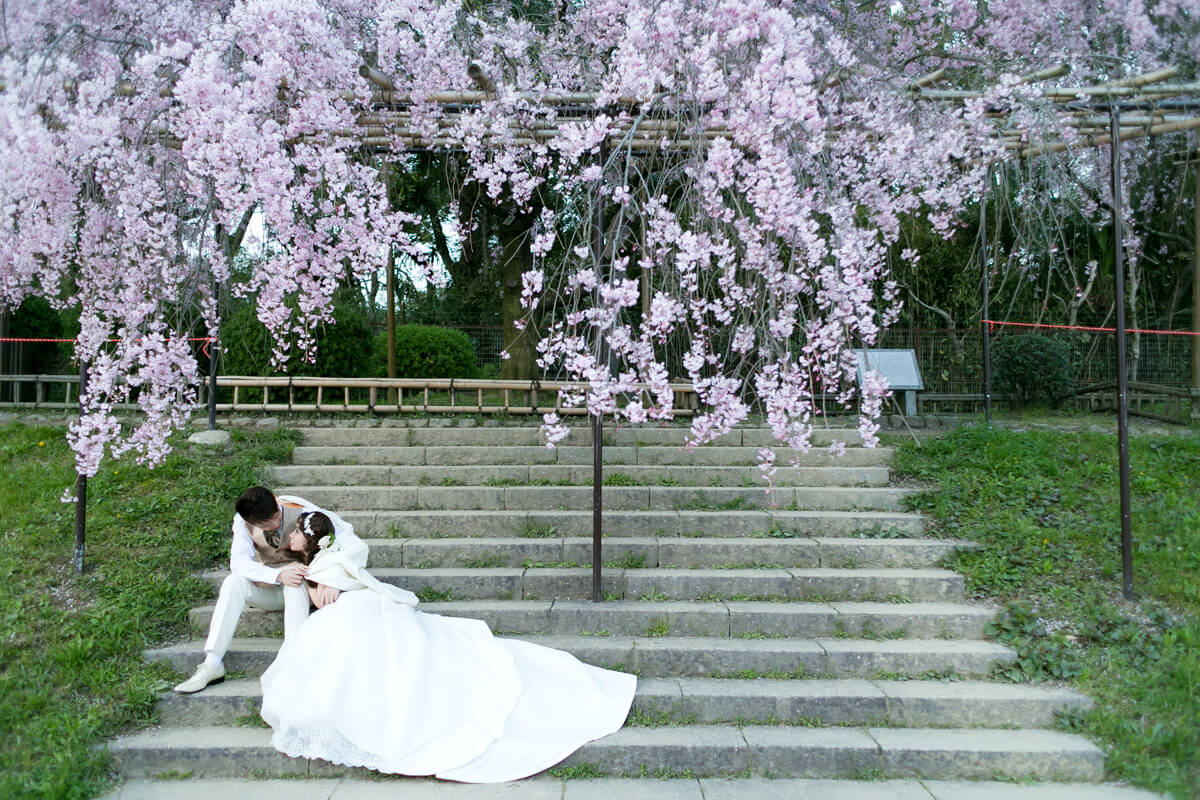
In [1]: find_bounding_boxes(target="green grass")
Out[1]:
[623,705,698,727]
[549,762,603,779]
[518,521,559,538]
[892,424,1200,798]
[0,422,300,800]
[415,586,454,602]
[460,555,508,569]
[604,552,648,569]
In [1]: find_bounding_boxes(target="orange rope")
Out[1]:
[983,320,1200,336]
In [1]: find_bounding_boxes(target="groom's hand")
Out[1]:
[312,584,341,608]
[277,563,308,587]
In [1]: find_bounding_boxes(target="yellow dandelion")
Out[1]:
[38,441,45,446]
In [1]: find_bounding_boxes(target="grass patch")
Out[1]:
[518,522,559,538]
[549,762,603,779]
[623,705,698,727]
[520,559,579,569]
[605,552,648,569]
[601,472,639,487]
[483,476,526,487]
[460,555,508,569]
[893,425,1200,797]
[732,630,785,639]
[415,586,455,602]
[711,665,808,680]
[643,618,672,637]
[0,423,299,800]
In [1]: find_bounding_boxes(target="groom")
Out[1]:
[173,486,368,693]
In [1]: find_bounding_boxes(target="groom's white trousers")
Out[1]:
[204,575,310,660]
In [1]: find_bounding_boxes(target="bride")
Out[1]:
[259,511,636,783]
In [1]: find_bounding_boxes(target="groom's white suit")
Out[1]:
[203,494,368,665]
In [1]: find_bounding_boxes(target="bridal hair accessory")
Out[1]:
[299,513,334,550]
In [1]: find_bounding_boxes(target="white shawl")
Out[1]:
[306,547,418,608]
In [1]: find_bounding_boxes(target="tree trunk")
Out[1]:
[498,215,538,380]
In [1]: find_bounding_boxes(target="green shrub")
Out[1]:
[389,325,479,379]
[992,332,1074,408]
[220,289,376,378]
[8,296,73,375]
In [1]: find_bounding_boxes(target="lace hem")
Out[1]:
[272,725,428,775]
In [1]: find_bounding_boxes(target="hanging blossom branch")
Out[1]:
[500,2,1006,470]
[0,0,438,484]
[0,0,1196,487]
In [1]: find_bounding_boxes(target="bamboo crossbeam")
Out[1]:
[356,112,727,135]
[1043,83,1200,98]
[347,88,643,107]
[1019,116,1200,158]
[907,68,946,89]
[1018,64,1071,84]
[358,65,395,91]
[915,83,1200,101]
[1104,66,1181,89]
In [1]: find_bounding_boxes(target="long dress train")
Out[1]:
[259,551,636,783]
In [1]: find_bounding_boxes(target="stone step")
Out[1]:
[98,776,1168,800]
[267,463,893,488]
[107,724,1103,781]
[157,676,1091,729]
[345,509,927,538]
[275,485,914,513]
[296,426,868,448]
[186,599,997,642]
[200,567,962,603]
[290,445,895,468]
[358,536,974,569]
[158,634,1014,680]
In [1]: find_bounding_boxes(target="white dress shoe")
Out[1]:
[173,662,226,694]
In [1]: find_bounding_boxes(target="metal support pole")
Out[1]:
[591,145,607,603]
[1191,162,1200,418]
[73,362,88,575]
[981,168,992,423]
[1110,108,1135,601]
[387,244,397,406]
[592,412,603,602]
[207,336,218,430]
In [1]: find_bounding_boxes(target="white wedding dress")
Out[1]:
[259,550,636,783]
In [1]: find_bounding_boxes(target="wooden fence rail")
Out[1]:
[1,374,1192,421]
[0,374,702,416]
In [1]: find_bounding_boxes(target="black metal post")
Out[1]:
[981,167,992,423]
[73,363,88,575]
[592,411,603,602]
[591,147,606,603]
[208,336,218,430]
[1110,108,1135,601]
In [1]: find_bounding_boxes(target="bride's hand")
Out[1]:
[312,584,341,608]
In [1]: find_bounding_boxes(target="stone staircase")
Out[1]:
[110,421,1118,793]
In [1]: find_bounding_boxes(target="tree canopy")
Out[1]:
[1,0,1197,479]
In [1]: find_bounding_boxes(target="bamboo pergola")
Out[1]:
[290,63,1200,159]
[907,65,1200,158]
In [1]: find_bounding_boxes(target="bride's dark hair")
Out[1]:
[280,511,335,565]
